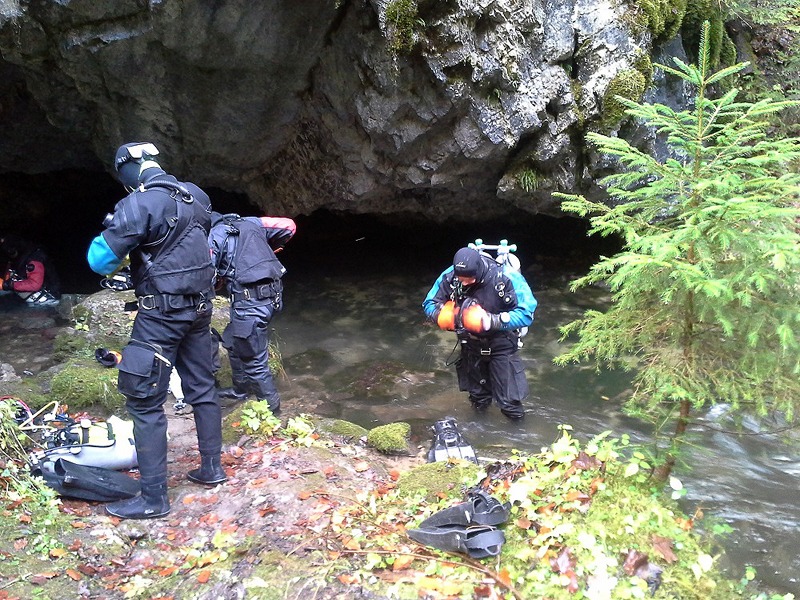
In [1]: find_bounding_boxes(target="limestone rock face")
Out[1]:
[0,0,671,220]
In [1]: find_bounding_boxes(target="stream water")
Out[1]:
[1,221,797,595]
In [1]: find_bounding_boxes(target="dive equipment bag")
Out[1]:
[427,417,478,464]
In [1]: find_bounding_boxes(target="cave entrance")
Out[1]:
[0,170,619,294]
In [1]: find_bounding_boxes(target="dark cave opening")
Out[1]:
[0,170,621,294]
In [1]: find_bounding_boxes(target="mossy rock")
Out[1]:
[395,461,481,501]
[601,69,647,130]
[77,290,136,342]
[49,361,126,414]
[316,418,369,441]
[283,348,336,375]
[325,360,409,397]
[366,422,411,455]
[52,332,92,362]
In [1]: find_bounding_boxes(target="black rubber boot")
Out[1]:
[257,396,280,415]
[106,482,170,519]
[217,387,249,400]
[187,455,227,485]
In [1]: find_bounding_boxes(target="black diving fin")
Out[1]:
[427,417,478,464]
[34,458,140,502]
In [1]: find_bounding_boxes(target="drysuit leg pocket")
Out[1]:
[118,341,164,399]
[223,318,259,359]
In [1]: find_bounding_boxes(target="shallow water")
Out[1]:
[272,247,800,595]
[2,243,798,595]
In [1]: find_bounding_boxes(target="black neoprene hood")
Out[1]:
[452,247,483,277]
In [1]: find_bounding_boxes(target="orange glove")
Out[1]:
[461,303,488,334]
[436,301,457,331]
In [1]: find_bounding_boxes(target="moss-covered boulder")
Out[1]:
[395,460,482,501]
[316,418,369,441]
[49,361,126,414]
[366,422,411,455]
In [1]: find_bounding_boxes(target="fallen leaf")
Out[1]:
[70,521,87,529]
[29,572,58,584]
[298,490,312,500]
[77,564,98,576]
[515,517,532,529]
[159,566,178,577]
[65,569,82,581]
[13,538,27,551]
[197,570,211,583]
[338,573,359,585]
[18,514,31,524]
[343,536,361,550]
[622,549,649,576]
[651,535,678,563]
[353,461,369,472]
[229,446,244,458]
[391,555,414,571]
[389,469,400,481]
[49,548,67,559]
[182,495,196,505]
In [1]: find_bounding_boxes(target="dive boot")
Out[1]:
[106,482,170,520]
[187,455,227,485]
[257,396,280,415]
[218,387,249,407]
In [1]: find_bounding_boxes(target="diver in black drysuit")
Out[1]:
[208,212,295,412]
[87,142,225,520]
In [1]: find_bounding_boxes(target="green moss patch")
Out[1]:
[366,422,411,455]
[49,361,125,414]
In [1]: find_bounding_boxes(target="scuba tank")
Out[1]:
[29,415,138,471]
[468,239,528,343]
[468,238,521,274]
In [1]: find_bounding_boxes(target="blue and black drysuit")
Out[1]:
[423,255,537,419]
[208,213,295,412]
[87,169,219,497]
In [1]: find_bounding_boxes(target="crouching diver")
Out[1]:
[1,235,61,307]
[87,142,225,519]
[422,247,537,420]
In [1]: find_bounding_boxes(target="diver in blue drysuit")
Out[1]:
[423,247,537,419]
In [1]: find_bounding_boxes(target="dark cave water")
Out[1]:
[1,203,798,595]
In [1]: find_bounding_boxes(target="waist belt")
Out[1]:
[137,293,209,312]
[231,281,279,303]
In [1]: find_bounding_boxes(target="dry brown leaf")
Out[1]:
[392,555,415,571]
[651,535,678,563]
[196,570,211,583]
[65,569,82,581]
